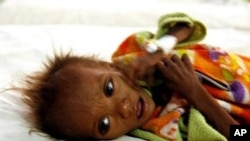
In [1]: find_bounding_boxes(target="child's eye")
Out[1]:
[105,80,114,97]
[98,116,110,135]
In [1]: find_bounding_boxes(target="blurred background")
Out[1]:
[0,0,249,28]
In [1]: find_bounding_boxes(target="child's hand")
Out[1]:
[118,51,165,85]
[156,54,238,139]
[156,54,203,103]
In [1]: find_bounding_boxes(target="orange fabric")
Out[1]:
[112,33,250,140]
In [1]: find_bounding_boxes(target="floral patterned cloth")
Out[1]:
[111,13,250,140]
[112,33,250,141]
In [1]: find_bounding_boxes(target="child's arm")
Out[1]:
[167,23,194,43]
[156,54,238,139]
[115,24,194,84]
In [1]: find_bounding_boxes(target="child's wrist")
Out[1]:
[144,35,177,53]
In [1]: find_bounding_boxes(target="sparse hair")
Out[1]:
[19,52,111,141]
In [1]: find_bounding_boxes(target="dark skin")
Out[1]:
[22,23,238,141]
[156,54,238,139]
[117,23,238,139]
[122,22,194,82]
[49,64,155,139]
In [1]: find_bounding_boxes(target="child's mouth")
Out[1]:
[136,97,145,119]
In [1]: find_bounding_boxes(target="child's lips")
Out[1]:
[136,97,147,119]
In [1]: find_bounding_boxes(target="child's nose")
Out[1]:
[117,98,131,118]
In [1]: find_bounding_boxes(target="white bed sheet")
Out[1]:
[0,0,250,141]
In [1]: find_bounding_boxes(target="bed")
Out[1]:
[0,0,249,141]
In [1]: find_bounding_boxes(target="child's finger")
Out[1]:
[161,56,174,67]
[181,54,193,70]
[156,61,170,79]
[171,54,184,67]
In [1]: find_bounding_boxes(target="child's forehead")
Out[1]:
[53,70,101,113]
[54,64,111,99]
[61,61,113,73]
[53,61,123,103]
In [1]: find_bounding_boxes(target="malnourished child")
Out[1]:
[19,13,249,141]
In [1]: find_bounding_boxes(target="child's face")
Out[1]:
[53,64,155,140]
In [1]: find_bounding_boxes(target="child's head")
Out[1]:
[21,52,155,140]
